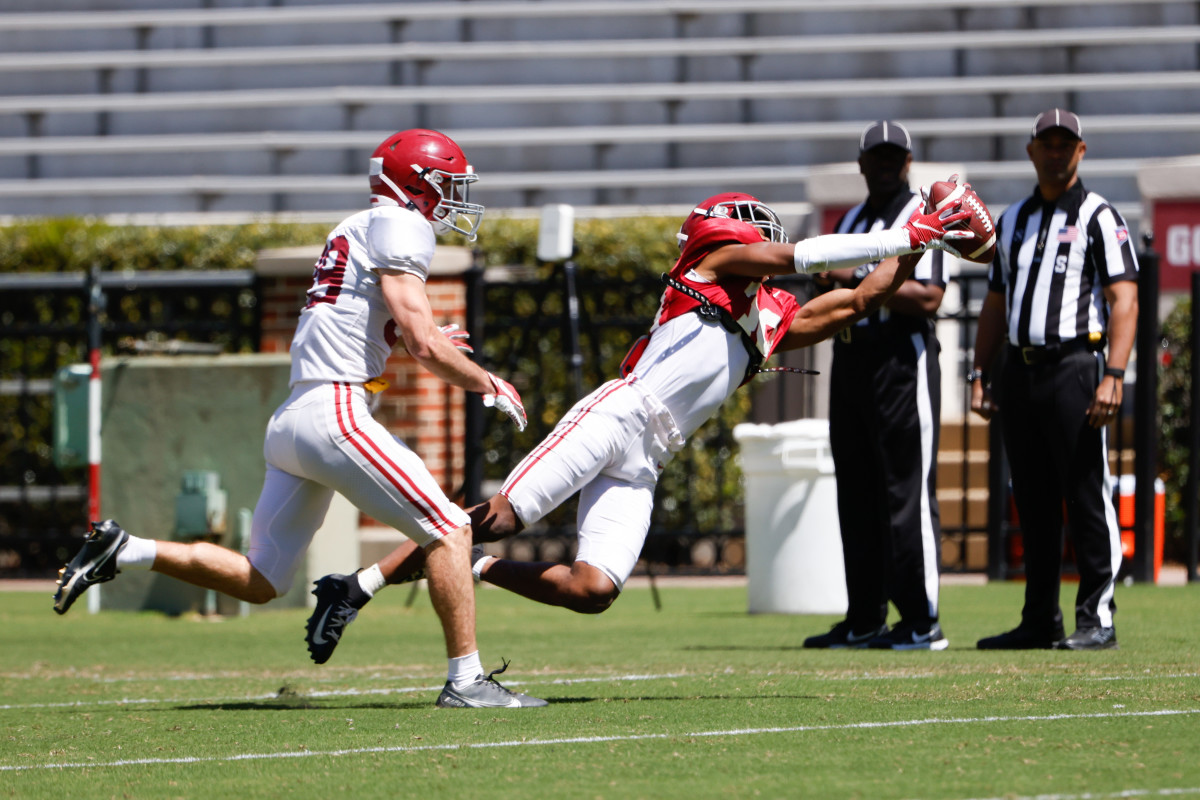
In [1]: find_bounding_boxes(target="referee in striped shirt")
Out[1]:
[971,109,1138,651]
[803,120,947,651]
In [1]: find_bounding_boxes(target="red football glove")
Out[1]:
[483,372,527,432]
[902,201,973,257]
[438,323,473,354]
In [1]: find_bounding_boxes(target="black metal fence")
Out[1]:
[0,269,260,578]
[2,249,1188,582]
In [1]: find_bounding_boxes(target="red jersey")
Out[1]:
[653,216,799,363]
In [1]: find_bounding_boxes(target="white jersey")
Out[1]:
[289,205,436,385]
[500,312,750,591]
[249,204,464,594]
[631,312,750,441]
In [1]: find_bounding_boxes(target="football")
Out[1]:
[925,176,996,264]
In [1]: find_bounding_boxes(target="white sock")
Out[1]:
[356,564,386,597]
[115,535,156,570]
[448,651,483,687]
[472,554,495,580]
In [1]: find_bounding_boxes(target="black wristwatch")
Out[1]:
[966,368,985,385]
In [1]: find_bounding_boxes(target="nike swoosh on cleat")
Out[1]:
[78,535,126,581]
[309,608,332,646]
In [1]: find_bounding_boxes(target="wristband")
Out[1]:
[1104,366,1125,380]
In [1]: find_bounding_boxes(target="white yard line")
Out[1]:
[0,672,688,711]
[3,669,1197,709]
[961,788,1200,799]
[1,708,1197,773]
[6,668,1196,684]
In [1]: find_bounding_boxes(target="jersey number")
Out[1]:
[305,235,350,308]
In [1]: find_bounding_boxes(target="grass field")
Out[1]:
[3,579,1199,799]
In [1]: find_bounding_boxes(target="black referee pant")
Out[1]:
[829,323,943,632]
[999,346,1121,632]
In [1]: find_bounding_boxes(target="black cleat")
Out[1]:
[867,621,949,651]
[1052,627,1118,650]
[803,620,889,649]
[306,572,372,664]
[53,520,129,615]
[976,623,1066,650]
[435,661,548,708]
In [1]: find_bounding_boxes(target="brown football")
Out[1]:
[925,177,996,264]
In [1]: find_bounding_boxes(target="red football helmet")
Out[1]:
[676,193,788,253]
[368,129,484,240]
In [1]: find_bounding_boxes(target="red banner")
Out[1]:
[1153,200,1200,292]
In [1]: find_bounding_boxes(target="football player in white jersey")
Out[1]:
[53,129,546,709]
[304,187,977,663]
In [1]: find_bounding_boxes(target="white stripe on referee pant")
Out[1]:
[1091,352,1121,629]
[912,331,940,618]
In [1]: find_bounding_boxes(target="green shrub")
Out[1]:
[1158,294,1195,563]
[0,218,330,274]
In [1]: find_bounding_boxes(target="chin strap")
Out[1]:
[660,273,818,379]
[660,272,740,333]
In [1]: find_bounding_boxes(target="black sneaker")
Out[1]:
[867,621,949,651]
[803,620,889,649]
[436,661,548,708]
[53,520,129,615]
[306,572,372,665]
[1053,627,1118,650]
[976,623,1065,650]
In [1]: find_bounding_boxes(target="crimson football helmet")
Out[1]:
[676,192,788,251]
[368,129,484,240]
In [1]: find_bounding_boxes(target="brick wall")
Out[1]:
[256,244,474,508]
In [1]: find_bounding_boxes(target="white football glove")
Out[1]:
[483,372,527,432]
[438,323,474,354]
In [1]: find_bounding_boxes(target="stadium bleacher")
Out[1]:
[0,0,1197,223]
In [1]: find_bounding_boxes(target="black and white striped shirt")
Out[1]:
[833,189,945,329]
[988,180,1138,347]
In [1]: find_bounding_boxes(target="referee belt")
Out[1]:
[836,316,930,344]
[1010,335,1105,366]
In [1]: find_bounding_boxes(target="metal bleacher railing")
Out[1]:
[2,0,1192,31]
[2,115,1194,159]
[2,27,1198,86]
[4,26,1200,76]
[5,72,1200,120]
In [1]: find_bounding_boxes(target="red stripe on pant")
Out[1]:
[502,379,630,495]
[332,382,458,536]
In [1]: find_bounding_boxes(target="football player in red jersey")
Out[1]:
[305,189,974,663]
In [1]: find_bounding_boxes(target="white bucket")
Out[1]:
[734,419,847,614]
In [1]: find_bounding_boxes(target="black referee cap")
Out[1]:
[1031,108,1084,141]
[859,120,912,153]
